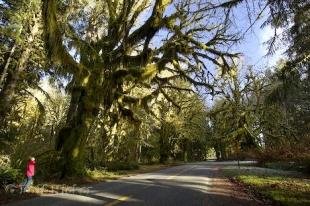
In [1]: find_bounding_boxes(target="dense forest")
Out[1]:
[0,0,309,181]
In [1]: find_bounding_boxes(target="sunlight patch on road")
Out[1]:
[52,193,105,204]
[105,195,130,206]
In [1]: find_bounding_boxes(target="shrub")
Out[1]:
[34,150,63,179]
[106,161,139,171]
[0,155,22,184]
[0,167,22,184]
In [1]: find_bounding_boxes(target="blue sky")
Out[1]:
[229,3,286,70]
[233,22,284,69]
[155,1,286,73]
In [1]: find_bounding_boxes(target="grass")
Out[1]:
[223,167,310,206]
[86,163,180,181]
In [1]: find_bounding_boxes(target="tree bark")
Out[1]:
[0,44,17,88]
[0,19,39,124]
[159,130,169,163]
[0,47,31,124]
[56,74,102,177]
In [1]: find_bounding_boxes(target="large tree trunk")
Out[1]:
[0,44,17,88]
[182,139,189,162]
[0,20,39,125]
[56,74,102,177]
[0,47,30,124]
[57,89,94,177]
[159,134,169,163]
[0,70,17,122]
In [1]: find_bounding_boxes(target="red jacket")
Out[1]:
[26,159,35,177]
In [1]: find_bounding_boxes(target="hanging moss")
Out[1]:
[141,63,158,80]
[40,0,244,177]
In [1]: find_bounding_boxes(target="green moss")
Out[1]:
[141,63,158,80]
[86,169,121,181]
[72,147,79,158]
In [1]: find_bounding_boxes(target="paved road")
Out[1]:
[6,161,261,206]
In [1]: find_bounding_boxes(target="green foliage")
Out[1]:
[260,63,310,162]
[0,156,22,183]
[209,68,264,160]
[0,166,22,184]
[34,151,62,179]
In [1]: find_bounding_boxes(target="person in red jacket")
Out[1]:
[21,157,35,193]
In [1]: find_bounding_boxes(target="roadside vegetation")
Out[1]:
[223,165,310,206]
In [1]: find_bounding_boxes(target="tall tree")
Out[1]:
[209,66,266,160]
[263,0,310,150]
[42,0,241,176]
[0,0,46,126]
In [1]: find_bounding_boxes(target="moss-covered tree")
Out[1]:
[41,0,242,176]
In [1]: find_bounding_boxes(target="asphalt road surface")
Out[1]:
[6,161,262,206]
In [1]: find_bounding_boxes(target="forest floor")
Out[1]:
[222,164,310,206]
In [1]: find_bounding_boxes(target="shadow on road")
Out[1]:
[6,161,262,206]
